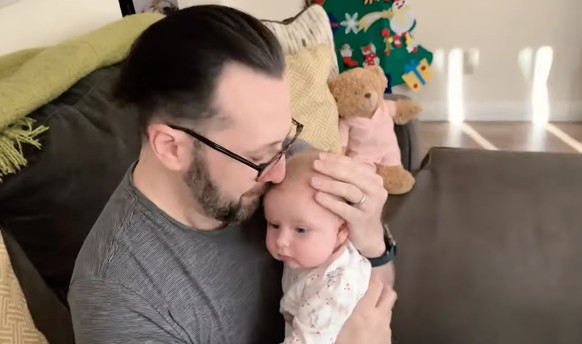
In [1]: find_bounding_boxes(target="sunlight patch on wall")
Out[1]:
[531,46,553,125]
[447,48,465,124]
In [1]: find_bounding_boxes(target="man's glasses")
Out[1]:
[168,119,304,181]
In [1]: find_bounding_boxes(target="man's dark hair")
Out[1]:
[113,5,285,135]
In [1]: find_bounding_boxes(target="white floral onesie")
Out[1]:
[279,241,372,344]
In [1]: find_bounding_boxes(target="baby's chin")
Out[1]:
[281,256,329,270]
[283,260,303,270]
[274,253,305,269]
[284,260,321,270]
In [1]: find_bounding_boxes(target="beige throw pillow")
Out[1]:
[0,231,48,343]
[284,44,340,153]
[263,5,339,80]
[264,5,341,152]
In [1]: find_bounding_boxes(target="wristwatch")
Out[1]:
[366,223,397,268]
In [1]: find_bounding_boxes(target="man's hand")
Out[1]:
[336,281,397,344]
[311,152,387,257]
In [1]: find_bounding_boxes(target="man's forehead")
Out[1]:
[212,62,292,143]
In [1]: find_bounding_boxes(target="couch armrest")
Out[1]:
[385,94,421,173]
[394,119,421,173]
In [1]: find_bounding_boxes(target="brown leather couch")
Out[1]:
[2,63,582,344]
[386,148,582,344]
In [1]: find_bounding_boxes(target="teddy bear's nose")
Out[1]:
[364,92,372,99]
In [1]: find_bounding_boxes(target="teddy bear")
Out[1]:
[328,65,422,195]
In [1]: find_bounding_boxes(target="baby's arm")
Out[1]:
[282,269,367,344]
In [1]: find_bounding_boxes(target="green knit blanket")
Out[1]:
[0,12,163,181]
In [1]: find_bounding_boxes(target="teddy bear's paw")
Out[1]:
[377,164,415,195]
[394,100,423,125]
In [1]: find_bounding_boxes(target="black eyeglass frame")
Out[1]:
[168,119,304,180]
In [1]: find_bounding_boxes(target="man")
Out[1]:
[68,5,396,343]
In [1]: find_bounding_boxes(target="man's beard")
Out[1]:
[184,152,270,225]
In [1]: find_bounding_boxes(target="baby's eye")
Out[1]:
[268,222,280,229]
[295,227,308,234]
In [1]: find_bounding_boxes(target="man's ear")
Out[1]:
[146,123,192,172]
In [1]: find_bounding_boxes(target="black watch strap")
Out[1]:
[367,223,397,268]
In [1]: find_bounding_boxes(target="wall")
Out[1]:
[225,0,582,121]
[0,0,122,57]
[5,0,575,121]
[411,0,582,121]
[226,0,303,21]
[179,0,303,21]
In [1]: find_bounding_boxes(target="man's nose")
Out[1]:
[265,155,287,184]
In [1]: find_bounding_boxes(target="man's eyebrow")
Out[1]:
[248,123,293,155]
[248,140,284,155]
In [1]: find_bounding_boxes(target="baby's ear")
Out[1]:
[338,221,350,244]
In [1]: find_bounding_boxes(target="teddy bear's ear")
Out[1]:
[368,65,385,80]
[367,66,388,88]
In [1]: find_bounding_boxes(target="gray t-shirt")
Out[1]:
[68,164,285,343]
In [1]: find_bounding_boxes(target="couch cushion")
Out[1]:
[0,64,141,301]
[385,147,582,344]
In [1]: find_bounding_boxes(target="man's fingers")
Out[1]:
[313,152,375,185]
[311,177,363,205]
[377,285,397,313]
[313,155,384,208]
[315,191,361,221]
[357,281,384,311]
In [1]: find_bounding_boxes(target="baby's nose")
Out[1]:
[276,231,290,248]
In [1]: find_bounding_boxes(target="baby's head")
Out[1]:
[263,149,349,269]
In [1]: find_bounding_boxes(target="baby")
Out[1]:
[263,149,373,344]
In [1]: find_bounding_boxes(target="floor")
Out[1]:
[417,121,582,158]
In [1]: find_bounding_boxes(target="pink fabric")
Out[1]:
[339,99,401,166]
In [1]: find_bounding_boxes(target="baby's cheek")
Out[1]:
[299,237,334,267]
[264,230,277,254]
